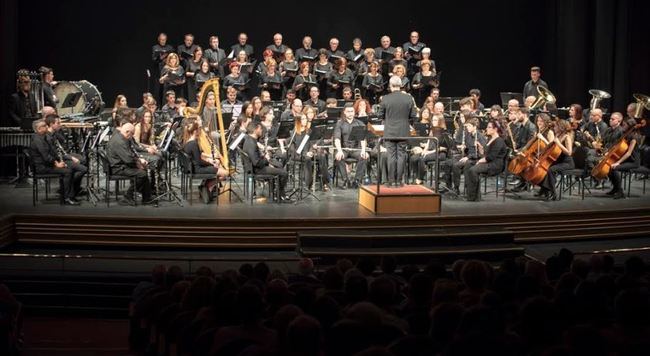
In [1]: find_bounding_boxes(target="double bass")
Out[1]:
[591,119,646,180]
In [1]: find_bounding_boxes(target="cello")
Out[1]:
[521,123,570,185]
[591,119,646,180]
[507,124,550,175]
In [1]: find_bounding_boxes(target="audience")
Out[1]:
[122,251,650,355]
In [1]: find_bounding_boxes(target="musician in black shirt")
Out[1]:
[243,122,290,201]
[523,66,549,99]
[223,62,249,100]
[334,105,368,188]
[305,87,327,115]
[106,122,152,205]
[39,66,58,108]
[8,70,38,126]
[29,119,79,205]
[45,114,88,177]
[465,120,507,201]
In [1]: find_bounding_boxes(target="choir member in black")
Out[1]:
[195,59,215,92]
[305,86,327,115]
[266,33,287,62]
[362,61,384,104]
[469,88,485,113]
[296,36,318,62]
[465,120,508,201]
[536,119,574,201]
[151,33,174,102]
[327,58,354,99]
[9,70,38,126]
[230,33,254,60]
[390,64,410,92]
[243,122,290,201]
[376,76,418,186]
[347,38,364,64]
[256,49,274,79]
[411,60,436,107]
[204,36,226,78]
[29,119,80,205]
[523,66,549,99]
[388,47,408,74]
[39,66,58,107]
[223,62,249,100]
[326,38,345,61]
[415,47,436,73]
[280,49,299,94]
[183,120,228,204]
[403,31,426,61]
[357,48,377,78]
[374,36,396,64]
[159,53,186,98]
[44,115,87,197]
[607,118,641,199]
[313,49,333,96]
[177,33,198,67]
[258,59,283,101]
[185,46,204,102]
[334,105,368,188]
[293,62,318,101]
[106,121,152,205]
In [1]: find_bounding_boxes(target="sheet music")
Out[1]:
[296,134,310,155]
[229,132,246,150]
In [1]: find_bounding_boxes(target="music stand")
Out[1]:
[150,126,183,207]
[288,132,320,203]
[61,92,83,113]
[500,92,523,108]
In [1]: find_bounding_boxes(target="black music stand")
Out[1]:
[150,129,183,206]
[288,130,321,203]
[500,92,523,108]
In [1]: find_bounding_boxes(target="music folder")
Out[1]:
[301,55,316,61]
[407,46,422,56]
[380,51,395,62]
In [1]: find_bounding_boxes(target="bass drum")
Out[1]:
[54,80,104,116]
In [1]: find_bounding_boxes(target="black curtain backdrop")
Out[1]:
[2,0,648,125]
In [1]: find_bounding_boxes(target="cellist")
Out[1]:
[510,112,550,192]
[606,118,641,199]
[536,120,574,201]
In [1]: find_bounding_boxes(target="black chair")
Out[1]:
[561,146,591,200]
[237,148,279,204]
[477,155,509,202]
[98,150,137,207]
[629,166,650,195]
[23,148,65,206]
[333,157,360,187]
[177,150,218,205]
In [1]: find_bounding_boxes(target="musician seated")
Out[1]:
[221,86,243,112]
[29,119,81,205]
[243,122,290,202]
[445,118,485,195]
[106,122,152,205]
[44,115,88,194]
[607,118,640,199]
[290,107,330,191]
[409,108,448,184]
[536,120,574,201]
[259,106,287,167]
[183,121,229,204]
[334,105,368,189]
[465,120,507,202]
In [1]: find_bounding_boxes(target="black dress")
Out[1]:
[183,139,216,175]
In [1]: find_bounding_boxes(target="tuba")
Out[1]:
[530,86,556,111]
[184,78,233,173]
[588,89,611,111]
[632,93,650,118]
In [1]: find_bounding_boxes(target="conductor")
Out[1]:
[377,76,418,186]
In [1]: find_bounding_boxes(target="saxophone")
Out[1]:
[185,78,233,174]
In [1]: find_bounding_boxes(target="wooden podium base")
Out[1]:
[358,184,441,215]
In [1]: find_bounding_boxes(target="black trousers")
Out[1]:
[465,163,490,201]
[295,152,329,187]
[36,166,74,199]
[257,165,288,195]
[450,158,477,189]
[336,150,367,183]
[539,156,574,194]
[64,159,88,196]
[608,161,638,192]
[385,140,407,183]
[114,166,151,201]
